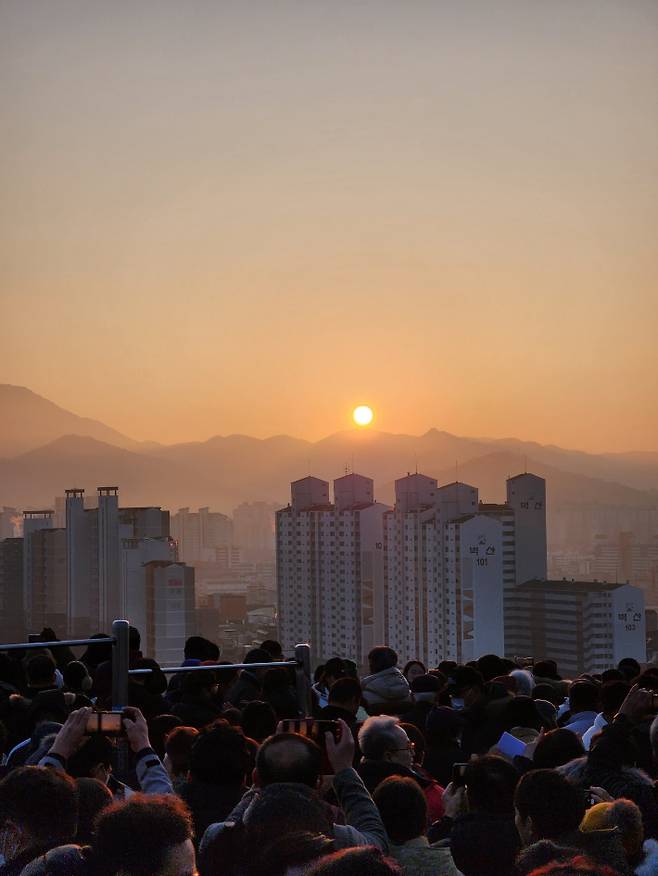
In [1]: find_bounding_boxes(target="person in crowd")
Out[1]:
[373,775,460,876]
[262,668,299,719]
[260,640,284,660]
[163,726,199,792]
[200,718,388,854]
[148,714,183,761]
[422,706,465,787]
[74,777,113,845]
[432,755,521,874]
[582,682,631,751]
[170,669,223,729]
[532,728,585,770]
[62,662,93,698]
[79,635,114,678]
[361,648,411,713]
[23,655,59,699]
[127,658,168,720]
[179,720,249,842]
[562,682,601,737]
[0,766,78,876]
[446,666,509,756]
[402,661,427,686]
[306,846,403,875]
[357,716,443,822]
[313,658,348,710]
[403,675,442,735]
[580,798,658,874]
[476,654,508,682]
[321,678,362,730]
[240,700,277,742]
[510,669,536,698]
[618,660,641,684]
[92,793,196,876]
[514,769,628,872]
[226,648,272,708]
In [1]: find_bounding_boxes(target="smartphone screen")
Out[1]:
[280,719,341,773]
[86,711,124,735]
[451,762,469,786]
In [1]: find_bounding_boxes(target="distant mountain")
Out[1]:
[1,387,656,520]
[0,385,139,458]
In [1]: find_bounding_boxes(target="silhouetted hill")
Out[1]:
[0,385,138,457]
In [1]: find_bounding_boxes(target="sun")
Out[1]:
[353,405,374,427]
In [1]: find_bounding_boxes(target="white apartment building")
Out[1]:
[277,474,389,667]
[23,510,54,631]
[506,579,646,675]
[142,561,196,665]
[121,536,177,638]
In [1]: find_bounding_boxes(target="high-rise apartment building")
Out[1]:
[142,561,196,665]
[507,474,547,586]
[171,507,233,562]
[0,538,24,641]
[121,536,177,640]
[277,474,389,667]
[0,507,19,540]
[29,528,67,633]
[506,579,646,675]
[119,507,170,540]
[591,532,658,599]
[232,501,278,561]
[23,510,54,632]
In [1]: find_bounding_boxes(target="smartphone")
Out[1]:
[451,762,469,786]
[86,711,124,735]
[280,719,341,773]
[585,788,595,807]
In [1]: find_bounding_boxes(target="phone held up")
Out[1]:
[85,710,124,736]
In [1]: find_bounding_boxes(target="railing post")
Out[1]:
[294,643,312,716]
[111,619,130,711]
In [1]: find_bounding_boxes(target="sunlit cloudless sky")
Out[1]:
[1,0,657,450]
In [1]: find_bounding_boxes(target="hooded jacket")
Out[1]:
[360,667,411,710]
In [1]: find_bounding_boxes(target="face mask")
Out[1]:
[450,697,465,711]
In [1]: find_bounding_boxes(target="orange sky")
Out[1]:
[1,1,657,452]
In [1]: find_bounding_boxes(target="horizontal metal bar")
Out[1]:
[129,660,298,675]
[1,637,115,652]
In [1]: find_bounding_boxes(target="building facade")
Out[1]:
[143,561,196,665]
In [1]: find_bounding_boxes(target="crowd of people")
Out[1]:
[1,628,658,876]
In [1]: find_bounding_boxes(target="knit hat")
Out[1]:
[581,802,615,832]
[581,798,644,860]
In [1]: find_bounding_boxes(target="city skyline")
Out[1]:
[2,1,657,452]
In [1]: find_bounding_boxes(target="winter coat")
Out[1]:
[361,667,411,710]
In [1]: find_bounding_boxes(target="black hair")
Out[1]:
[532,729,584,770]
[306,847,402,875]
[241,701,277,743]
[328,677,362,705]
[189,720,249,785]
[26,654,56,687]
[514,770,587,840]
[0,765,78,845]
[67,735,115,777]
[368,647,398,675]
[373,776,427,844]
[463,755,519,814]
[568,682,600,715]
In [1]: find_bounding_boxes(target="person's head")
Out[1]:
[244,648,272,681]
[318,657,344,687]
[533,660,560,681]
[184,636,213,662]
[189,720,249,786]
[568,682,600,716]
[402,661,427,684]
[368,647,399,675]
[510,670,535,698]
[580,798,644,863]
[306,847,402,876]
[617,658,641,683]
[255,733,322,788]
[328,677,362,715]
[148,714,183,760]
[244,784,332,839]
[462,755,519,814]
[260,640,283,660]
[514,770,587,845]
[532,729,584,770]
[129,626,141,653]
[448,666,485,709]
[25,654,57,690]
[532,684,564,708]
[241,700,277,743]
[164,726,199,778]
[524,856,621,876]
[373,776,427,844]
[67,734,115,784]
[600,669,625,683]
[94,794,195,876]
[63,661,93,694]
[75,777,113,844]
[410,673,441,703]
[181,668,218,701]
[358,716,413,769]
[600,681,630,721]
[477,654,507,682]
[425,705,464,746]
[0,766,78,859]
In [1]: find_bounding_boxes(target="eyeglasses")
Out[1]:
[389,742,415,753]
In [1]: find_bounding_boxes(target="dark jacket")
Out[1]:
[179,779,245,844]
[227,670,262,708]
[423,742,465,787]
[449,813,521,876]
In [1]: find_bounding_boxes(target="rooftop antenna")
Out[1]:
[455,459,459,484]
[414,452,418,475]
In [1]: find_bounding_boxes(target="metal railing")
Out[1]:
[0,620,313,715]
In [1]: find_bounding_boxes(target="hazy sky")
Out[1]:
[1,1,657,452]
